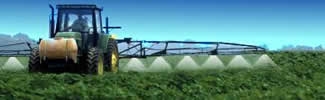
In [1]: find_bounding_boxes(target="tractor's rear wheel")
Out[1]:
[86,48,104,75]
[104,40,119,73]
[28,47,46,72]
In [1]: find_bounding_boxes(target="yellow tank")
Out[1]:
[39,37,78,63]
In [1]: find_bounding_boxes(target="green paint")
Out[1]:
[55,32,81,40]
[55,32,82,48]
[98,34,110,53]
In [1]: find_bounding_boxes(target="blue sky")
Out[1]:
[0,0,324,50]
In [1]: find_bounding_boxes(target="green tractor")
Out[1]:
[28,4,121,75]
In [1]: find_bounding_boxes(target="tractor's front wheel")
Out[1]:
[86,48,104,75]
[104,40,119,73]
[28,47,45,72]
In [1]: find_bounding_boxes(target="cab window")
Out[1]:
[58,9,93,33]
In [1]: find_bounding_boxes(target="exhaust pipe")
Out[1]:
[49,4,55,38]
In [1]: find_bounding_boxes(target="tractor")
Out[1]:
[28,4,121,75]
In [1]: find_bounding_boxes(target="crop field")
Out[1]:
[0,54,275,72]
[0,52,325,99]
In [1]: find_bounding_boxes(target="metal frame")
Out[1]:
[117,38,266,58]
[0,42,32,56]
[0,39,266,58]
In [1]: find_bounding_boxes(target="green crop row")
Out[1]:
[0,51,325,100]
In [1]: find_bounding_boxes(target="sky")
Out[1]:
[0,0,324,50]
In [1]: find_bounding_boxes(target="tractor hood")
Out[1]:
[55,32,81,40]
[55,32,82,48]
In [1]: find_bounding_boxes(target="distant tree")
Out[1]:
[260,44,269,50]
[183,39,195,48]
[295,45,313,51]
[279,45,319,51]
[184,39,195,42]
[280,45,295,51]
[314,45,323,51]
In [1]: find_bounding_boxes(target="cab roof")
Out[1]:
[56,4,102,10]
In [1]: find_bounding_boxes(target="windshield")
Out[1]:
[57,9,93,33]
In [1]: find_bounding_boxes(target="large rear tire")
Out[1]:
[28,47,44,72]
[104,40,119,73]
[86,48,104,75]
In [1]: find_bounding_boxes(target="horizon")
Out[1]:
[0,0,324,50]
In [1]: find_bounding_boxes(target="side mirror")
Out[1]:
[104,17,121,34]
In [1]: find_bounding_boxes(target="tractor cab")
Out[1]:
[49,4,107,50]
[48,4,121,49]
[54,5,103,34]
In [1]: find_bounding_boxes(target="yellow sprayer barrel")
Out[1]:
[39,37,78,63]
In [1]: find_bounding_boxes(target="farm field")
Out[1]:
[0,51,325,99]
[0,54,275,72]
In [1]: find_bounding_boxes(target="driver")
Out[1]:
[70,15,89,32]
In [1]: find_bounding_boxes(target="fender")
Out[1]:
[98,34,117,53]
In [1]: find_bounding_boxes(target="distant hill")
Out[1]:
[278,45,324,51]
[0,33,37,52]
